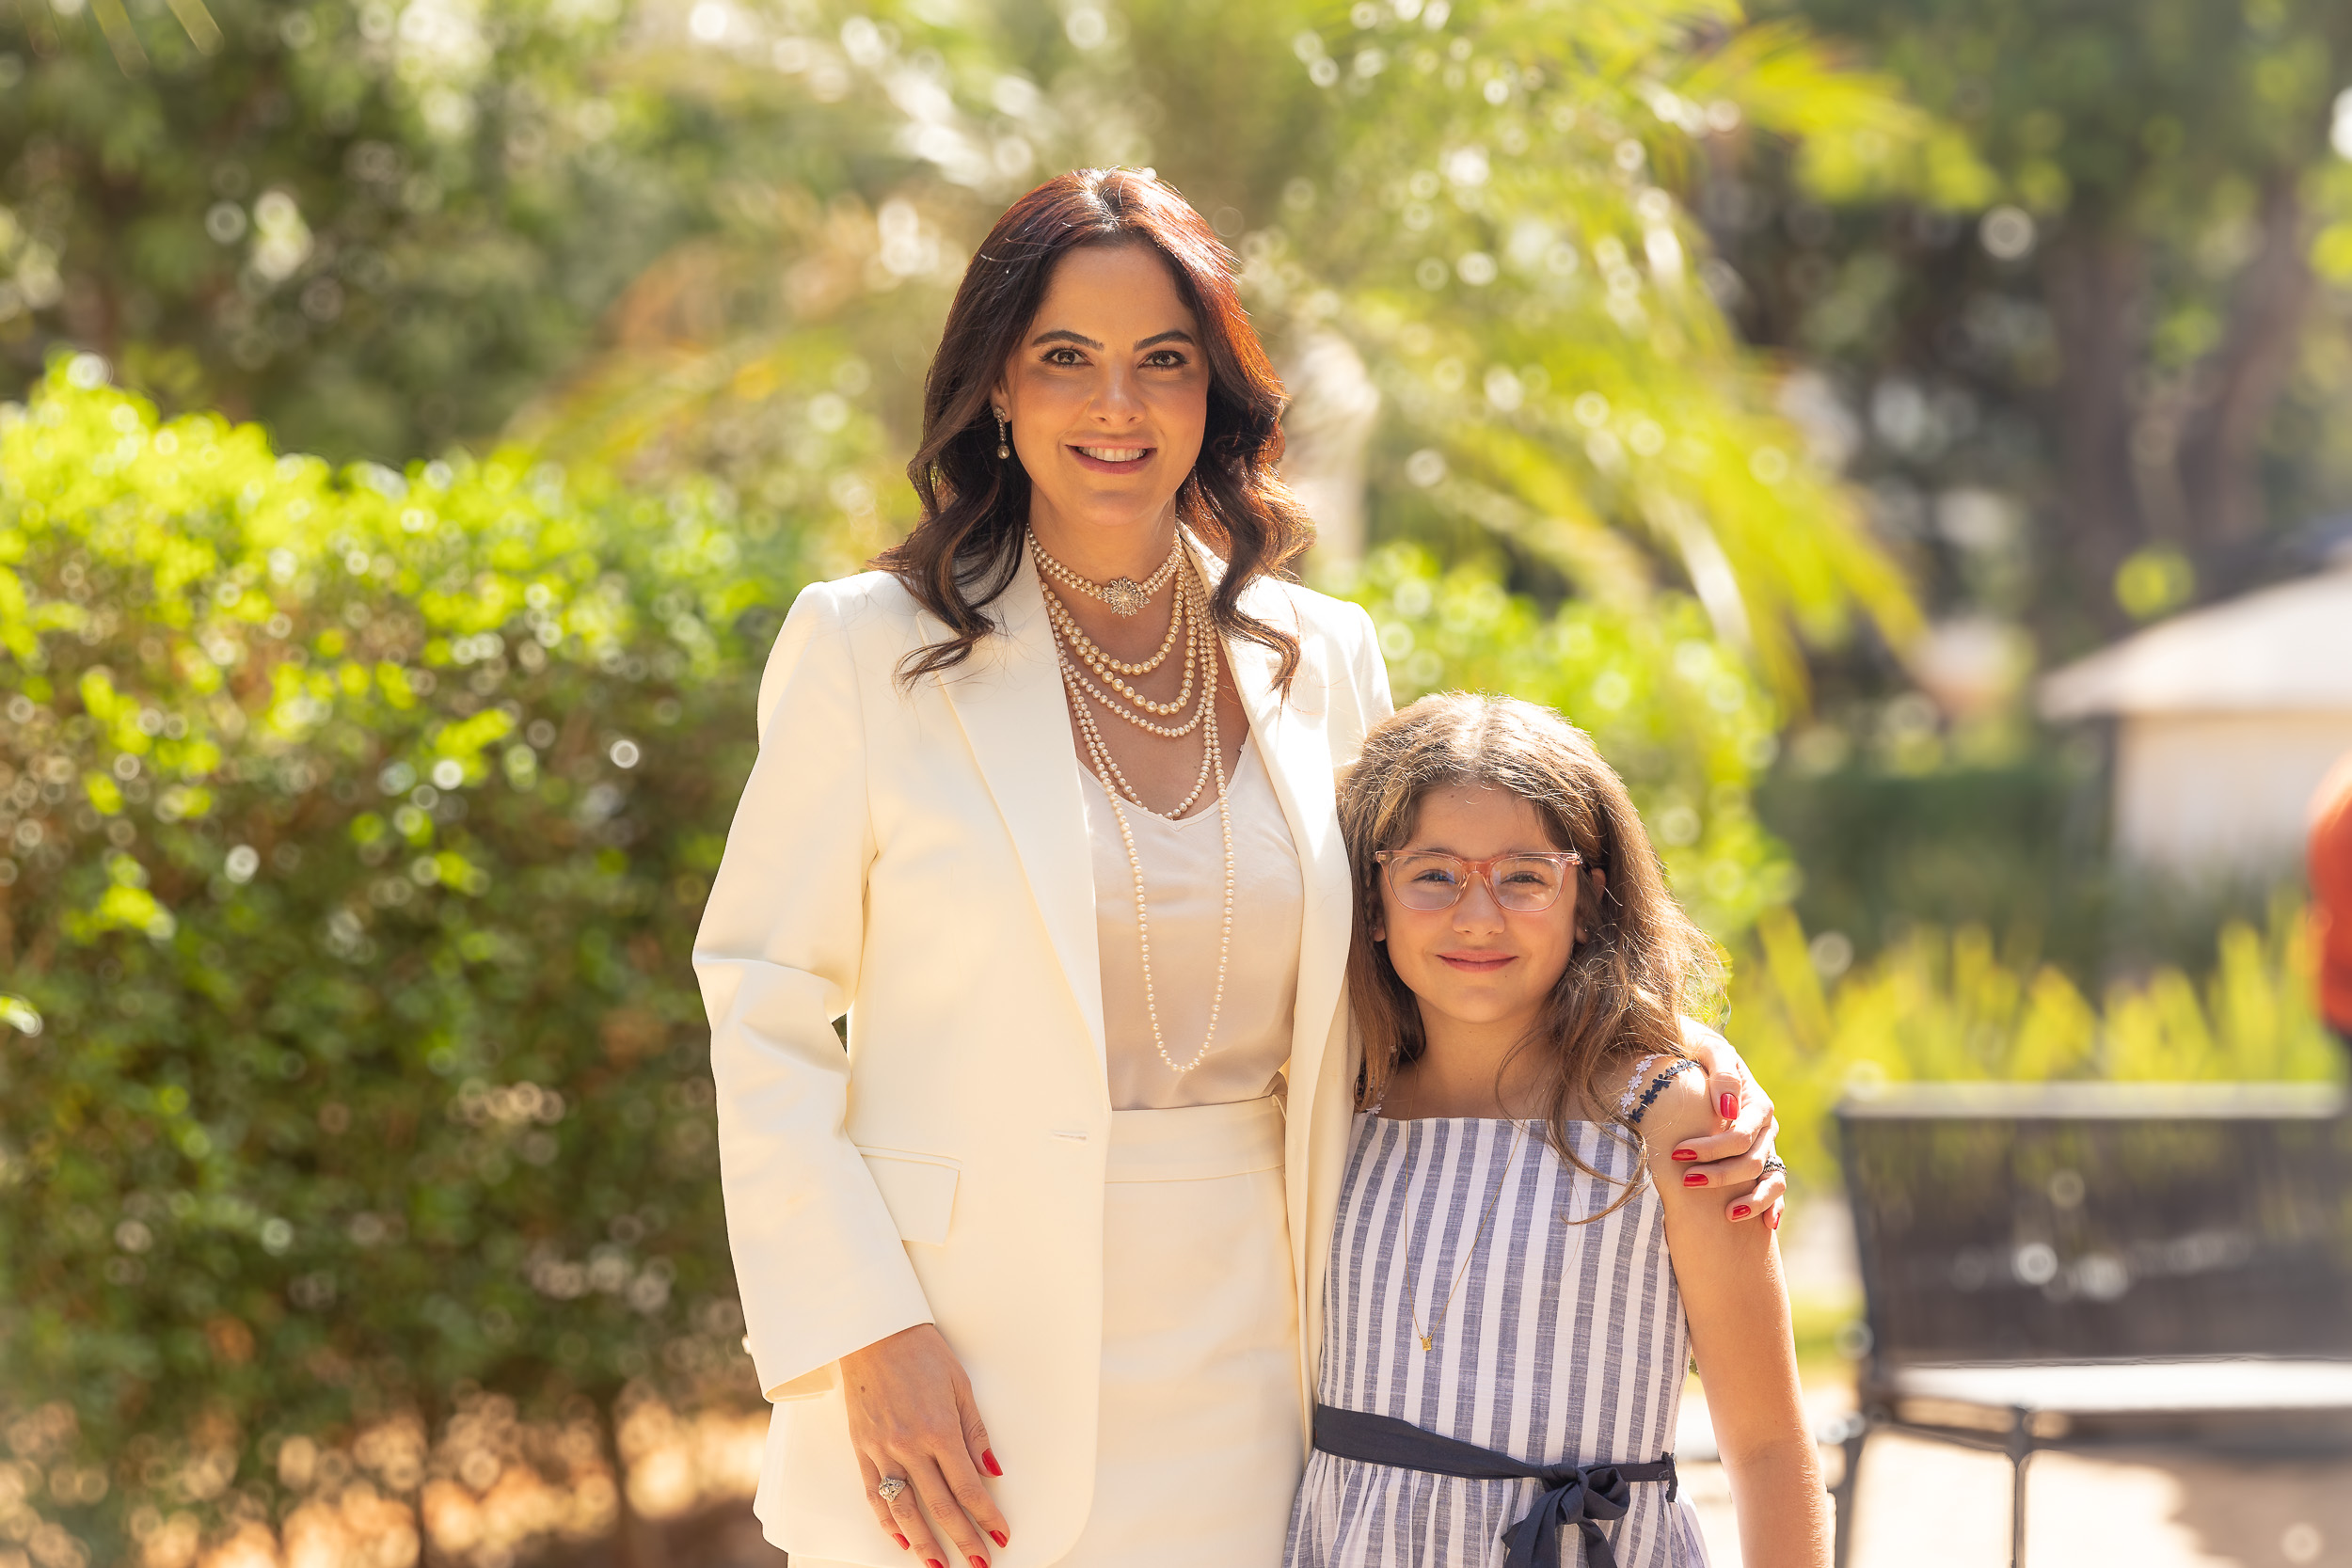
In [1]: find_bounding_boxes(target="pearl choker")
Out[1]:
[1029,530,1182,617]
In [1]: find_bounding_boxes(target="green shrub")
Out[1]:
[0,370,1799,1567]
[1731,896,2346,1185]
[0,362,798,1565]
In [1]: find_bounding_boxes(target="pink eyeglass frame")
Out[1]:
[1372,848,1584,912]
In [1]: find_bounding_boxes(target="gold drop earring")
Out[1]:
[994,410,1010,460]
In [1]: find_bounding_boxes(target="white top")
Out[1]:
[1079,737,1305,1110]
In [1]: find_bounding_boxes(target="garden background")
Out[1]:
[2,1,2350,1565]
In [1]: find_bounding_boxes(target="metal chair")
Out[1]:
[1832,1081,2352,1568]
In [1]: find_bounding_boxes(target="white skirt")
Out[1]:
[797,1094,1302,1568]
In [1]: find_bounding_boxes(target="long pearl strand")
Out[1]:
[1040,542,1234,1077]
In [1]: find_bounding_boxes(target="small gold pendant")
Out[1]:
[1420,1334,1432,1353]
[1103,578,1147,616]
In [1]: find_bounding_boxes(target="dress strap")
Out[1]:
[1614,1054,1700,1127]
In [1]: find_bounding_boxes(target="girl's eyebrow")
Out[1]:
[1135,329,1196,349]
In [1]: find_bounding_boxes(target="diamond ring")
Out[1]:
[877,1477,909,1504]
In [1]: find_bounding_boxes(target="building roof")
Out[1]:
[2040,565,2352,719]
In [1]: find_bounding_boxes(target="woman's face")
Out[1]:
[993,242,1209,547]
[1373,785,1587,1048]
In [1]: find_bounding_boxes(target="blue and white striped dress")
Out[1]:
[1284,1073,1711,1568]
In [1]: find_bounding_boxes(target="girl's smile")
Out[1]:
[1437,950,1517,973]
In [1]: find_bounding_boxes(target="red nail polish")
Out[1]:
[990,1533,1009,1548]
[970,1557,989,1568]
[1731,1205,1751,1219]
[1718,1091,1738,1121]
[982,1449,1003,1478]
[1670,1148,1697,1162]
[927,1560,945,1568]
[1770,1209,1782,1231]
[1682,1172,1707,1187]
[892,1537,909,1551]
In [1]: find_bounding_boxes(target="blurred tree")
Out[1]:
[0,365,791,1567]
[516,0,1928,703]
[0,0,769,461]
[1724,0,2352,637]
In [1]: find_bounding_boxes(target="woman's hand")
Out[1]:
[840,1323,1010,1567]
[1672,1030,1788,1228]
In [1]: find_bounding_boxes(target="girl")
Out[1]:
[1286,693,1827,1568]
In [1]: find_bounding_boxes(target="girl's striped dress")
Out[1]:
[1283,1077,1710,1568]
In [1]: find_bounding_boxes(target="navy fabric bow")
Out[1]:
[1312,1404,1677,1568]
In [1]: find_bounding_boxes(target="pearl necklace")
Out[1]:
[1043,578,1202,721]
[1041,544,1234,1076]
[1029,529,1182,617]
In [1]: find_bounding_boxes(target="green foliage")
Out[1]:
[517,0,1925,703]
[0,368,794,1563]
[1777,0,2352,222]
[1255,0,1922,696]
[1732,897,2345,1185]
[1717,0,2352,657]
[0,0,762,459]
[1335,544,1789,940]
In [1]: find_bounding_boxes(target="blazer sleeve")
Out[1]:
[695,581,933,1402]
[1348,601,1395,736]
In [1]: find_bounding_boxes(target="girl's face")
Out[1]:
[993,243,1210,548]
[1374,784,1584,1048]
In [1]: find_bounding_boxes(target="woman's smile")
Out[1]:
[1070,442,1155,471]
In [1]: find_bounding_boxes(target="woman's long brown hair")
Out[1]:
[1338,693,1724,1208]
[875,168,1312,686]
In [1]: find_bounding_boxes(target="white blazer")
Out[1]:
[694,549,1393,1565]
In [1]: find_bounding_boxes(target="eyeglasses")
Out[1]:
[1373,849,1583,913]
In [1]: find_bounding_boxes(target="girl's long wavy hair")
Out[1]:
[874,168,1312,686]
[1339,693,1724,1204]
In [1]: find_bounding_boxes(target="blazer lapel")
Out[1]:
[936,562,1108,1071]
[1224,574,1355,1185]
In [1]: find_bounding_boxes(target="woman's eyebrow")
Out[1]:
[1030,328,1103,348]
[1136,329,1197,349]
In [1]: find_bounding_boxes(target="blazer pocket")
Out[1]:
[856,1147,961,1247]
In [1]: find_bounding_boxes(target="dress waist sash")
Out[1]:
[1310,1404,1677,1568]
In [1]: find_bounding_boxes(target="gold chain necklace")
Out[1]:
[1041,544,1235,1075]
[1403,1118,1530,1354]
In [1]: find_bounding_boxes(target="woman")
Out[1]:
[694,168,1785,1568]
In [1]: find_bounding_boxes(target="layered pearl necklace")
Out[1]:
[1031,529,1233,1077]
